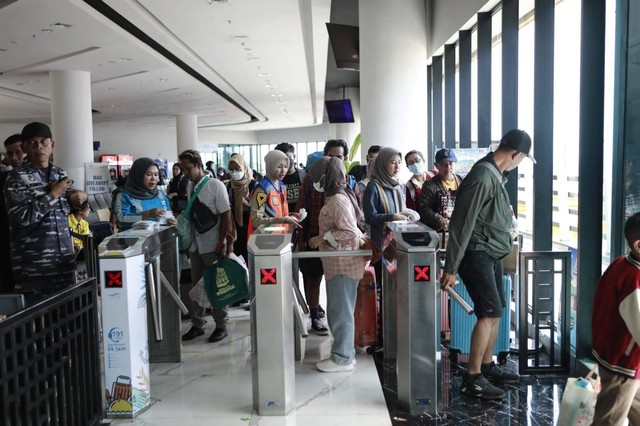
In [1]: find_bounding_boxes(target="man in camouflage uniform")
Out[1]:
[4,122,78,297]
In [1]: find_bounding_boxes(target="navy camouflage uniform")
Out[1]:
[4,160,75,294]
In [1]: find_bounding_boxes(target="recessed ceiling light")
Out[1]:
[231,35,248,39]
[247,57,259,61]
[159,78,168,82]
[258,73,270,77]
[41,29,53,33]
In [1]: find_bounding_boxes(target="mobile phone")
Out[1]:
[58,177,74,185]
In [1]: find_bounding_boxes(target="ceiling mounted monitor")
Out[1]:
[326,23,359,71]
[325,99,355,123]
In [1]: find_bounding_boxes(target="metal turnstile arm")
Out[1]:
[292,249,373,259]
[444,286,474,315]
[159,271,189,314]
[146,260,163,341]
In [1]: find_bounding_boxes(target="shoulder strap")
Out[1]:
[183,176,210,215]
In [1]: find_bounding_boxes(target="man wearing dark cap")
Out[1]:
[4,122,79,299]
[0,134,25,292]
[441,129,535,400]
[419,148,463,232]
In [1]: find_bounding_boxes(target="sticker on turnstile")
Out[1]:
[105,270,124,288]
[416,398,431,405]
[413,265,431,282]
[260,268,277,285]
[265,400,279,407]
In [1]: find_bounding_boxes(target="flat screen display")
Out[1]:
[325,99,355,123]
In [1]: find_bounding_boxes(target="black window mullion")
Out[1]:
[459,30,472,149]
[477,12,492,148]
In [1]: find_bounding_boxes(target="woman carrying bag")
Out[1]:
[178,149,236,344]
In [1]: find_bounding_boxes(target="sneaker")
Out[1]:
[461,374,505,400]
[182,327,204,341]
[316,358,355,373]
[481,362,520,384]
[318,305,326,318]
[208,328,228,343]
[311,318,329,336]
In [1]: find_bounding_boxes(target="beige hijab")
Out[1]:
[228,154,251,226]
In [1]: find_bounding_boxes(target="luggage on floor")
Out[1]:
[450,274,512,364]
[354,265,377,347]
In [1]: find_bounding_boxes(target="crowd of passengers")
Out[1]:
[0,122,463,374]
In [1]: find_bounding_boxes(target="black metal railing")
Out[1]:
[518,251,571,375]
[0,279,103,425]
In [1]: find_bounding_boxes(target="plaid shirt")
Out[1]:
[318,193,366,281]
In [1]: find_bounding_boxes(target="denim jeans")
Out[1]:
[326,274,359,365]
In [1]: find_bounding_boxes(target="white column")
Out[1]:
[359,0,428,174]
[50,70,94,189]
[176,114,198,156]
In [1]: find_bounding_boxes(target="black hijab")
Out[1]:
[122,157,160,200]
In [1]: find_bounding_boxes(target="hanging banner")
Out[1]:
[85,162,111,194]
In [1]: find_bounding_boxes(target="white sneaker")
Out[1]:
[316,358,355,373]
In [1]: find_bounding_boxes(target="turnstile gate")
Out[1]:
[248,224,296,416]
[383,221,471,416]
[98,226,188,418]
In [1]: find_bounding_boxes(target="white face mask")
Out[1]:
[313,180,324,193]
[230,170,244,181]
[408,162,424,176]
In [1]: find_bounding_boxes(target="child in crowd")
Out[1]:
[68,199,91,259]
[591,211,640,425]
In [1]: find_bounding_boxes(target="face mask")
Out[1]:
[408,163,424,176]
[230,170,244,181]
[313,181,324,193]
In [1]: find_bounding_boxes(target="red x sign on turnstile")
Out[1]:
[105,271,123,288]
[414,265,431,282]
[260,268,277,285]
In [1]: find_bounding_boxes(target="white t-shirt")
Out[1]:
[188,176,231,254]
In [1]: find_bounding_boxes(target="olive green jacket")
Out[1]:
[444,153,513,275]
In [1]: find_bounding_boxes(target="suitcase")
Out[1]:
[354,265,377,347]
[450,274,512,364]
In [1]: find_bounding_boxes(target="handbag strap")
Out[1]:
[183,176,210,216]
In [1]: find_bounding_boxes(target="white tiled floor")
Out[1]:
[108,306,391,426]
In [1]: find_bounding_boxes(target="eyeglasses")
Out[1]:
[25,138,52,148]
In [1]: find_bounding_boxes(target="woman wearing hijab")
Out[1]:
[114,157,176,230]
[226,154,256,261]
[248,150,300,237]
[167,163,189,213]
[308,156,371,372]
[363,147,411,251]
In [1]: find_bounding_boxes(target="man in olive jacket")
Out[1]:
[440,129,535,400]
